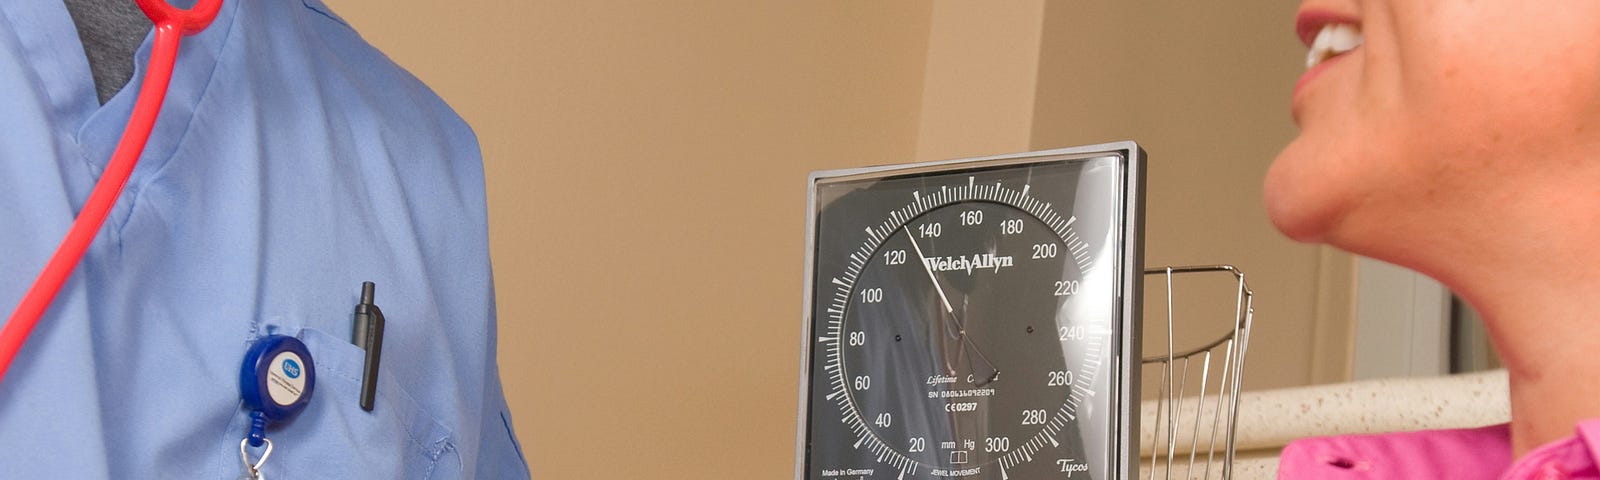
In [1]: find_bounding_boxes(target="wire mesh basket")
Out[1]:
[1138,266,1255,480]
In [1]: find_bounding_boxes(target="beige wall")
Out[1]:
[915,1,1046,161]
[327,1,1355,477]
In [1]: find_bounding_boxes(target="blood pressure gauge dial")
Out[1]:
[797,143,1145,480]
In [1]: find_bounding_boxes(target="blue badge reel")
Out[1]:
[240,334,315,447]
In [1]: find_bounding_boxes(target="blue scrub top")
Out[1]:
[0,0,530,478]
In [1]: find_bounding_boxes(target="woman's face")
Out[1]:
[1266,0,1600,246]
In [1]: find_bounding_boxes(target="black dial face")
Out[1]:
[805,154,1132,480]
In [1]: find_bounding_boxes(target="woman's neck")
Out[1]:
[1355,177,1600,456]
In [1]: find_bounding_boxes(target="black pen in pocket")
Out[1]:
[351,281,384,412]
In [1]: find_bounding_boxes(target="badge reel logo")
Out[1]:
[266,352,308,407]
[282,358,301,379]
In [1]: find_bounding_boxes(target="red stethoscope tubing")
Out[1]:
[0,0,222,385]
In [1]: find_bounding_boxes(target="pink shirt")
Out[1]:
[1278,421,1600,479]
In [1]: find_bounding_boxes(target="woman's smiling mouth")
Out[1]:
[1305,23,1363,69]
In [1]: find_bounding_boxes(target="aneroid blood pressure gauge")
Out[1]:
[797,143,1145,480]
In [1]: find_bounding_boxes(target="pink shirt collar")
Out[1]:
[1279,420,1600,479]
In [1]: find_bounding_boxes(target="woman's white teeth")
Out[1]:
[1306,24,1363,69]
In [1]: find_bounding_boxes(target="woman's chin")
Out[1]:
[1263,149,1348,244]
[1264,191,1333,243]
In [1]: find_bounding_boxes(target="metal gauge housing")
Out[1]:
[797,143,1145,480]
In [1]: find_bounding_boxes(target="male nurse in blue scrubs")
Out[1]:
[0,0,531,477]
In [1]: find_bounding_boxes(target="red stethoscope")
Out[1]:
[0,0,224,383]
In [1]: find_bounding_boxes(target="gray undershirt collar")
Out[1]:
[62,0,153,105]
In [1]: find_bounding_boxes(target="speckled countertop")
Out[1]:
[1138,369,1510,479]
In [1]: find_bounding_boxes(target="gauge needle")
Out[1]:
[957,300,1001,388]
[904,226,956,315]
[903,227,1000,386]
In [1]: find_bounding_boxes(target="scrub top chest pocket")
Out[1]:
[232,327,458,479]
